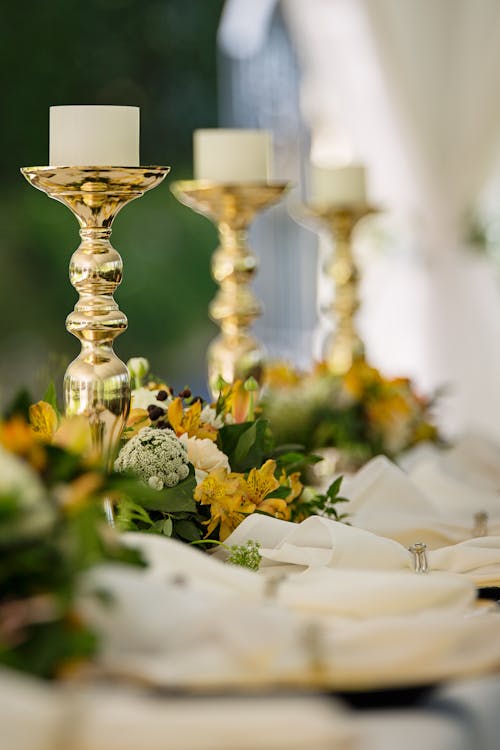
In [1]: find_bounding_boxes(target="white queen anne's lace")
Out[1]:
[114,427,190,490]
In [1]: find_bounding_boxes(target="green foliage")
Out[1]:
[218,419,271,473]
[227,540,262,572]
[289,476,350,524]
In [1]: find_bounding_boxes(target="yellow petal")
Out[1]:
[29,401,58,441]
[245,459,280,504]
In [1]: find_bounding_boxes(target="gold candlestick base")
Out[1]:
[303,202,377,375]
[171,180,289,396]
[21,165,169,464]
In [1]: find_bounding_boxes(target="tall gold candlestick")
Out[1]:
[171,180,288,395]
[308,203,376,374]
[21,165,169,464]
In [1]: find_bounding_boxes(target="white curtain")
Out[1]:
[282,0,500,438]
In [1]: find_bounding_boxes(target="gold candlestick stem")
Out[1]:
[310,204,375,374]
[171,180,289,395]
[21,165,169,464]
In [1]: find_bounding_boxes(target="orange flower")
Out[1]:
[0,416,47,470]
[194,468,255,540]
[168,398,217,441]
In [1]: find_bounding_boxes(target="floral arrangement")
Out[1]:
[0,388,145,679]
[110,358,348,544]
[261,358,441,470]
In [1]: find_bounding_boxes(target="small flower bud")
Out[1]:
[127,357,150,388]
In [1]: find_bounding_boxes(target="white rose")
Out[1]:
[0,446,55,544]
[200,404,224,430]
[179,434,230,484]
[131,387,170,412]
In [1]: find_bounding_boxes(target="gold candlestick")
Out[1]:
[308,203,376,374]
[21,165,169,464]
[171,180,289,395]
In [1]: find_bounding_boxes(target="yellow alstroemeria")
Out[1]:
[168,398,217,441]
[279,469,303,504]
[194,467,255,541]
[52,415,95,457]
[29,401,59,441]
[244,459,280,506]
[0,416,47,470]
[257,496,289,520]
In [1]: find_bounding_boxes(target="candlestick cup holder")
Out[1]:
[21,165,169,464]
[171,180,289,396]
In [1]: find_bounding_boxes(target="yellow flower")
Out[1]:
[52,415,95,457]
[124,408,149,438]
[55,471,104,510]
[257,496,289,520]
[244,459,280,505]
[218,379,259,423]
[168,398,217,442]
[279,469,303,504]
[194,468,255,541]
[0,416,47,470]
[29,401,59,441]
[263,361,301,389]
[342,359,382,401]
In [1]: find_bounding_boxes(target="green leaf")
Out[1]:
[140,472,197,514]
[42,381,61,418]
[218,419,269,472]
[326,476,343,499]
[265,486,292,500]
[151,517,173,536]
[234,421,258,464]
[173,519,203,542]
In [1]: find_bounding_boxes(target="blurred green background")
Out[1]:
[0,0,225,406]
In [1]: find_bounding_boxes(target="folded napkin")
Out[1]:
[319,609,500,689]
[225,513,500,586]
[343,455,500,548]
[123,532,264,599]
[71,688,354,750]
[0,669,354,750]
[0,668,64,750]
[440,433,500,492]
[78,563,299,680]
[278,568,475,618]
[410,458,500,519]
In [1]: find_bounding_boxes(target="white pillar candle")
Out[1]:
[193,129,271,182]
[49,105,140,166]
[310,164,367,206]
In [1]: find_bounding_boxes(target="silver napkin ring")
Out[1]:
[409,542,429,574]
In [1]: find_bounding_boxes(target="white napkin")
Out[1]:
[123,532,264,599]
[78,562,307,686]
[225,513,500,587]
[278,568,475,618]
[319,609,500,689]
[410,458,500,519]
[441,433,500,492]
[343,454,500,548]
[71,688,355,750]
[0,668,64,750]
